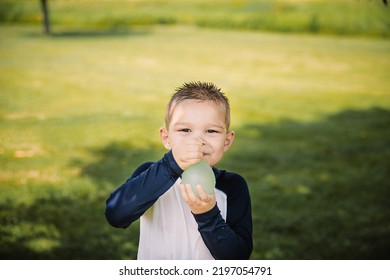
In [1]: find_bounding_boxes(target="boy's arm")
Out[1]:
[193,173,253,260]
[105,150,182,228]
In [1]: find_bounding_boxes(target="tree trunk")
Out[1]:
[40,0,50,34]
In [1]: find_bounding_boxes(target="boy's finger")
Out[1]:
[196,185,210,202]
[184,184,198,201]
[180,183,200,203]
[183,139,203,149]
[185,150,203,160]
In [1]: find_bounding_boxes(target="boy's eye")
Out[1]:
[179,128,191,133]
[206,129,219,133]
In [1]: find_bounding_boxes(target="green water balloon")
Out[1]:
[181,159,216,198]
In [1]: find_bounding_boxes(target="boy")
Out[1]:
[105,82,252,259]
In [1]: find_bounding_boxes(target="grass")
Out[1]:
[0,0,389,37]
[0,23,389,259]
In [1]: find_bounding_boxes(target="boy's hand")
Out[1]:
[179,183,216,214]
[172,139,207,170]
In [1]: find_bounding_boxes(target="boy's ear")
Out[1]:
[160,127,171,150]
[224,131,235,152]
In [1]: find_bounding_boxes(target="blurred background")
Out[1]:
[0,0,389,260]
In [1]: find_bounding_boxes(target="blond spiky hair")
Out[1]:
[165,81,231,130]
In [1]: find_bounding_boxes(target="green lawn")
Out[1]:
[1,0,389,37]
[0,24,389,259]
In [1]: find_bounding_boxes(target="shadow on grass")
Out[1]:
[77,142,163,186]
[51,28,150,39]
[1,107,389,259]
[0,193,139,260]
[0,144,160,260]
[25,28,150,39]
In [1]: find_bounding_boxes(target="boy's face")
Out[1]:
[160,100,234,167]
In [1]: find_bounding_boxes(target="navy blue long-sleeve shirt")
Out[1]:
[105,150,253,259]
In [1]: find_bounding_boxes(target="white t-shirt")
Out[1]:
[137,178,227,260]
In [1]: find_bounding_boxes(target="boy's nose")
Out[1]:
[198,137,207,147]
[191,133,206,146]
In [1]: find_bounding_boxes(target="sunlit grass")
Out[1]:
[0,0,389,37]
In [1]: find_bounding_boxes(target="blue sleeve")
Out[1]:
[105,150,182,228]
[193,172,253,259]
